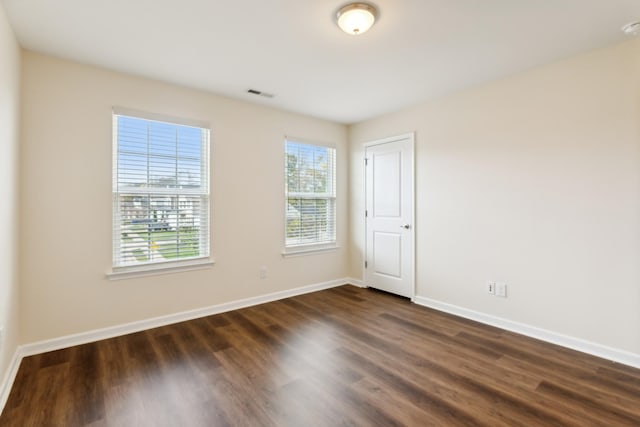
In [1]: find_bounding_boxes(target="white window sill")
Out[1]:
[282,245,339,258]
[107,257,214,281]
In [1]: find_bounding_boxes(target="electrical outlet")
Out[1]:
[496,282,507,298]
[486,281,496,295]
[259,266,267,279]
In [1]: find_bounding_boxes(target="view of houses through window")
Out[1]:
[113,113,210,268]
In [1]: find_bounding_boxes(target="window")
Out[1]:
[112,109,210,273]
[284,140,336,252]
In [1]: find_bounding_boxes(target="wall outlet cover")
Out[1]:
[496,282,507,297]
[486,281,496,295]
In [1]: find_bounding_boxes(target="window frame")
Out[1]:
[108,107,212,279]
[283,138,338,256]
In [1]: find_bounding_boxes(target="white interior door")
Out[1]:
[365,134,414,298]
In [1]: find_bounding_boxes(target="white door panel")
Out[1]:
[373,151,401,218]
[373,232,402,278]
[365,134,414,298]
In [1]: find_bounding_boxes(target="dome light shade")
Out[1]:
[336,3,378,35]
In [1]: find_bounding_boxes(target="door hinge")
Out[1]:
[365,210,368,217]
[365,261,368,268]
[364,158,368,166]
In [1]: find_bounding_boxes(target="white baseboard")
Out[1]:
[20,278,354,357]
[0,348,21,416]
[413,296,640,369]
[345,277,366,287]
[6,281,635,416]
[0,278,356,416]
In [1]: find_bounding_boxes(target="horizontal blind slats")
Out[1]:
[285,141,336,248]
[113,114,210,268]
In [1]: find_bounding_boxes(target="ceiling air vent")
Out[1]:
[247,89,275,98]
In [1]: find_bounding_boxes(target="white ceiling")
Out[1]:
[3,0,640,124]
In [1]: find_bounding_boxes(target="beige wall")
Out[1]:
[11,27,640,360]
[19,52,349,343]
[350,39,640,355]
[0,4,21,383]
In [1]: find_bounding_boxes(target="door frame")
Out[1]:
[363,132,416,299]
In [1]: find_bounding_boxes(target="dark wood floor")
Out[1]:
[2,285,639,426]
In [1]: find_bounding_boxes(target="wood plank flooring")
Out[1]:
[1,285,639,426]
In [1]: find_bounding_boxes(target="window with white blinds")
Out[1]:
[112,110,210,270]
[284,140,336,251]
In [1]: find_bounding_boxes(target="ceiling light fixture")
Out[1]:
[336,3,378,35]
[622,21,640,36]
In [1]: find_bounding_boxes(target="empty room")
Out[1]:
[1,0,640,425]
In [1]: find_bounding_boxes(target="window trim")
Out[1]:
[281,244,339,257]
[106,257,214,281]
[110,108,211,276]
[283,138,337,255]
[112,107,209,130]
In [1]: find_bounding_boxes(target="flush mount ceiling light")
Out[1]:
[622,21,640,36]
[336,3,378,35]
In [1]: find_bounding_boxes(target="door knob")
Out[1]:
[401,224,411,229]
